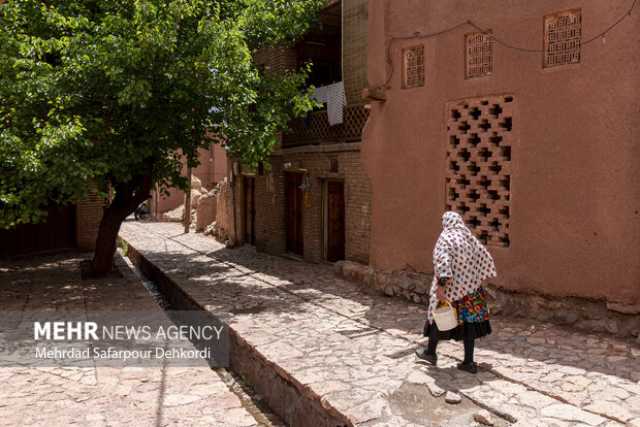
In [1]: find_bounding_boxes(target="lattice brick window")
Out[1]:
[465,32,493,78]
[544,9,581,68]
[283,104,369,146]
[402,45,425,88]
[445,95,514,247]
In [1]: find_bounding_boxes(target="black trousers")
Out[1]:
[427,323,475,364]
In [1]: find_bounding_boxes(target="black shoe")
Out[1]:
[415,348,437,365]
[457,361,478,374]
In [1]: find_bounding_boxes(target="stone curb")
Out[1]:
[122,239,353,427]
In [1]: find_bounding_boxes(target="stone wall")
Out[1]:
[335,260,432,304]
[336,260,640,339]
[251,144,371,264]
[488,286,640,338]
[195,192,216,232]
[153,145,227,216]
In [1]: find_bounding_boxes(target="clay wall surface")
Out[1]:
[363,0,640,303]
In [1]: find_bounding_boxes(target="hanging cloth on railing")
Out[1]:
[311,81,346,126]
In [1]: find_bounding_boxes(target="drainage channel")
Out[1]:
[120,250,284,427]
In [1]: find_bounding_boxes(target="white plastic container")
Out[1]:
[433,301,458,331]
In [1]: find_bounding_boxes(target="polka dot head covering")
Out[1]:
[427,211,497,323]
[442,211,467,231]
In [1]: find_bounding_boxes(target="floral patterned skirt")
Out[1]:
[423,287,492,341]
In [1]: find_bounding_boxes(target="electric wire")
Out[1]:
[383,0,638,86]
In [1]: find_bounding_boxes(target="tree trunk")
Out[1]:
[87,175,152,277]
[184,165,192,233]
[90,207,127,276]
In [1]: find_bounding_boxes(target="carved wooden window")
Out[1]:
[465,32,493,78]
[544,9,582,68]
[445,95,514,247]
[402,45,425,88]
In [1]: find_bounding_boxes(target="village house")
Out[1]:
[218,0,640,333]
[226,0,372,265]
[356,0,640,329]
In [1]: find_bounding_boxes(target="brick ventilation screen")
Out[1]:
[402,45,425,88]
[544,9,581,68]
[465,32,493,78]
[283,104,368,147]
[445,95,514,247]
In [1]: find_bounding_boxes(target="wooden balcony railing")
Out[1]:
[282,104,369,148]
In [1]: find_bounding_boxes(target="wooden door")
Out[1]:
[0,205,76,258]
[285,172,304,256]
[326,181,345,262]
[243,177,256,245]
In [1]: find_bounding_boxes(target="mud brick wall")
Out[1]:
[364,0,640,304]
[445,95,514,248]
[253,157,287,256]
[253,147,371,264]
[214,179,237,244]
[253,46,297,75]
[341,151,371,264]
[76,190,107,251]
[342,0,369,105]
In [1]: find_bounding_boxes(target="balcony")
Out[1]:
[282,104,368,148]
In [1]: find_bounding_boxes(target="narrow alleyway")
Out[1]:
[120,221,640,427]
[0,252,274,427]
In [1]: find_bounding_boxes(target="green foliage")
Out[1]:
[0,0,323,228]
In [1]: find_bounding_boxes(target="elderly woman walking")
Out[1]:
[416,211,496,373]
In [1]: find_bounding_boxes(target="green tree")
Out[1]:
[0,0,321,275]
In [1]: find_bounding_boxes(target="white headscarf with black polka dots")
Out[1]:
[427,211,497,323]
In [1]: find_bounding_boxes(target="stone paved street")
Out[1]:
[120,221,640,427]
[0,252,266,427]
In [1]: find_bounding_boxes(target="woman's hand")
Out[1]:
[436,277,452,301]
